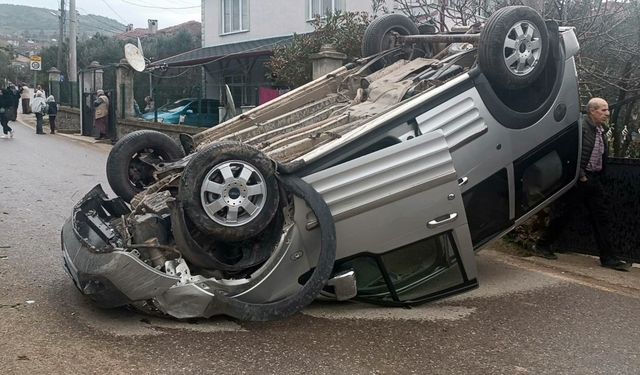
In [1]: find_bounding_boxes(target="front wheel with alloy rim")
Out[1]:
[478,6,549,90]
[179,142,280,243]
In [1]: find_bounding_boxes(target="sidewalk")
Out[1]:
[489,241,640,296]
[15,112,112,146]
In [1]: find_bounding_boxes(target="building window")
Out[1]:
[222,0,249,34]
[308,0,345,20]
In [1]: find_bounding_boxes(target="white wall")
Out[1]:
[202,0,394,47]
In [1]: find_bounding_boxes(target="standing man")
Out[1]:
[0,88,14,138]
[93,89,109,140]
[46,95,58,134]
[535,98,631,271]
[20,84,31,114]
[30,90,47,135]
[6,83,20,121]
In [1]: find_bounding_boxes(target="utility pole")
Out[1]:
[69,0,77,106]
[57,0,65,71]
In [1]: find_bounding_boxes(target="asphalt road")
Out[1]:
[1,120,639,375]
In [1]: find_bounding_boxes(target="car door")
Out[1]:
[302,129,478,305]
[183,101,201,125]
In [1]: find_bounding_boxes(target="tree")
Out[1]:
[267,11,372,87]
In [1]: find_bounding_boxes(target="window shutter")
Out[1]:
[305,0,310,20]
[242,0,249,30]
[220,0,224,34]
[335,0,346,12]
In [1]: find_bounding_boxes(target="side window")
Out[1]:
[462,168,511,248]
[221,0,249,34]
[513,124,579,217]
[307,0,345,20]
[334,232,469,304]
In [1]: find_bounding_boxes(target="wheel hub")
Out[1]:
[503,21,541,76]
[200,160,267,227]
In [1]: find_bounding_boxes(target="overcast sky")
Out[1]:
[1,0,201,29]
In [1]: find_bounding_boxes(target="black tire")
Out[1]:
[208,175,337,321]
[479,6,549,90]
[178,142,279,243]
[361,14,420,70]
[106,130,184,202]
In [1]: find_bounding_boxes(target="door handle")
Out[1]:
[427,213,458,228]
[458,177,468,186]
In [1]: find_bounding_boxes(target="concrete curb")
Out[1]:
[15,113,112,147]
[487,241,640,295]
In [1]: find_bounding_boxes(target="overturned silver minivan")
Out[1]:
[62,7,582,320]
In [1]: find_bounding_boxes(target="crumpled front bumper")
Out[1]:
[60,184,329,320]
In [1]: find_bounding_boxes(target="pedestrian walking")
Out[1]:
[20,84,31,114]
[30,91,47,135]
[6,83,20,121]
[93,90,109,140]
[0,89,14,138]
[535,98,632,271]
[47,95,58,134]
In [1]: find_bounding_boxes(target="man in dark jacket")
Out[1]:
[535,98,631,271]
[47,95,58,134]
[0,89,14,138]
[6,83,20,121]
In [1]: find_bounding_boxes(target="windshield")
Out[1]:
[158,100,192,113]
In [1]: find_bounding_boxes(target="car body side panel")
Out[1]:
[411,97,488,149]
[302,131,472,269]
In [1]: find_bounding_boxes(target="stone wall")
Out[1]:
[56,105,206,142]
[56,106,81,133]
[116,118,204,142]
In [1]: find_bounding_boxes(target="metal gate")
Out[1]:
[556,157,640,263]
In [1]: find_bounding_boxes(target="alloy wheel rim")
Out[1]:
[503,21,542,76]
[200,160,267,227]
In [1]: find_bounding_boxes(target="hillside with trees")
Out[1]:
[0,4,125,39]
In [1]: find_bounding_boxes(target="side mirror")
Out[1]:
[186,109,194,114]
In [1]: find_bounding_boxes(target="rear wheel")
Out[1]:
[479,6,549,90]
[361,14,420,70]
[106,130,184,202]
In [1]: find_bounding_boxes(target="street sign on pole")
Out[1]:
[30,55,42,71]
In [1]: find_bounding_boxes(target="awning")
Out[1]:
[149,35,294,68]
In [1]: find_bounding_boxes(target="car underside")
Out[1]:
[62,6,582,320]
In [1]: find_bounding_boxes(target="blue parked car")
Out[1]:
[142,98,220,127]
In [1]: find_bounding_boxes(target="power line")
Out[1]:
[79,14,124,34]
[99,0,130,25]
[117,0,200,10]
[76,7,126,32]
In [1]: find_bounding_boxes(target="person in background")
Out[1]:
[0,88,14,138]
[93,89,109,140]
[20,84,31,114]
[144,96,154,113]
[30,90,47,135]
[535,98,632,271]
[46,95,58,134]
[6,83,19,121]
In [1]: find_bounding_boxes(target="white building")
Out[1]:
[152,0,394,108]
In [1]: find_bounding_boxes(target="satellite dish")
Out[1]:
[124,38,146,72]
